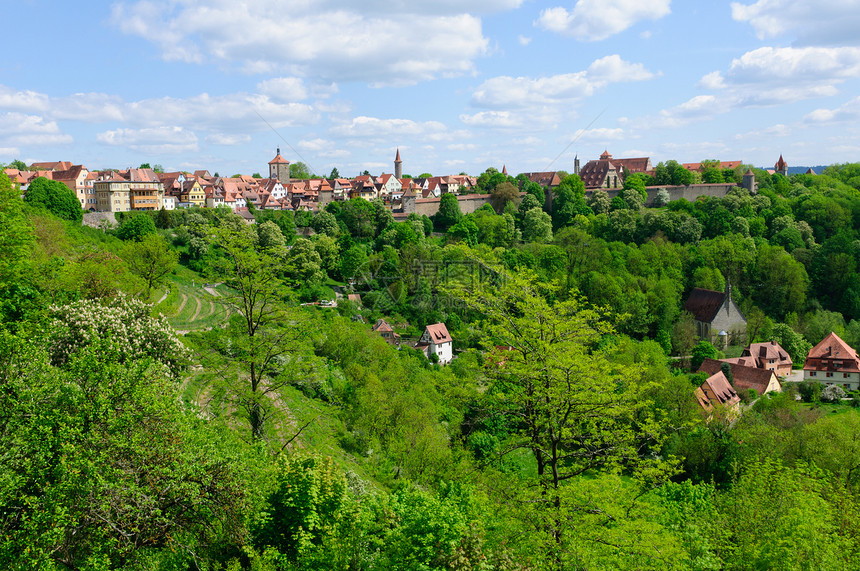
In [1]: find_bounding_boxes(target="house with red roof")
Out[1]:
[694,370,741,416]
[727,340,793,377]
[803,332,860,390]
[698,358,781,396]
[371,318,400,346]
[415,322,453,364]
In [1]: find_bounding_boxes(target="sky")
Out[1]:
[3,0,860,178]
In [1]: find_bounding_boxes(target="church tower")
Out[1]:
[775,154,788,177]
[269,147,290,184]
[574,154,580,175]
[394,148,402,180]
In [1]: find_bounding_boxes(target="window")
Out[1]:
[845,373,850,378]
[810,371,817,377]
[826,372,834,377]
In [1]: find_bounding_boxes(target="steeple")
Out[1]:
[502,164,508,175]
[775,154,788,176]
[394,148,402,179]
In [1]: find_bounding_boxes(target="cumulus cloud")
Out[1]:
[109,0,510,84]
[0,112,74,146]
[97,126,199,154]
[696,46,860,110]
[731,0,860,46]
[329,116,447,138]
[469,56,654,111]
[804,97,860,124]
[536,0,671,41]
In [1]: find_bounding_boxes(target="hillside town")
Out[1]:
[4,148,798,220]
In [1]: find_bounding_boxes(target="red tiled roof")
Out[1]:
[742,341,792,368]
[699,358,779,395]
[696,370,740,410]
[803,332,860,373]
[424,322,452,344]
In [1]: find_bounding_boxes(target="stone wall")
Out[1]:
[82,211,117,229]
[406,193,493,217]
[584,183,738,206]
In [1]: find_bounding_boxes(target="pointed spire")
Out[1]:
[502,164,508,175]
[395,148,401,162]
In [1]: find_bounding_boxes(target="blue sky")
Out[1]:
[3,0,860,177]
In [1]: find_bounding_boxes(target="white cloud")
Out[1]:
[694,46,860,112]
[734,124,792,138]
[731,0,860,46]
[518,35,532,46]
[536,0,671,41]
[0,147,20,158]
[459,110,523,128]
[110,0,506,84]
[329,116,447,138]
[804,97,860,124]
[256,78,309,101]
[577,127,626,141]
[97,126,199,154]
[0,112,74,146]
[206,133,252,145]
[471,55,654,109]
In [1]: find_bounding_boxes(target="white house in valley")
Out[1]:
[415,322,453,364]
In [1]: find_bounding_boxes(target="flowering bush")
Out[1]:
[821,384,847,404]
[48,294,189,377]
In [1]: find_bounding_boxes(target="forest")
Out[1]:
[3,160,860,570]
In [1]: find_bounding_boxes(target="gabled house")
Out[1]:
[578,150,624,189]
[180,178,206,207]
[803,332,860,390]
[415,322,453,364]
[371,318,400,345]
[683,282,746,346]
[727,341,793,377]
[699,358,781,396]
[694,370,741,416]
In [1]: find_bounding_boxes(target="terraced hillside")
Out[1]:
[153,267,232,333]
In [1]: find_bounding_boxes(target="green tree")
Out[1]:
[691,340,721,371]
[434,192,462,231]
[521,207,553,243]
[329,167,340,179]
[490,181,519,213]
[115,213,157,241]
[207,224,309,441]
[121,233,179,299]
[0,332,244,569]
[453,270,674,568]
[9,159,27,170]
[257,220,287,253]
[24,177,82,222]
[290,162,311,179]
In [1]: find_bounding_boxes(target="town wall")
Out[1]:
[584,183,738,206]
[408,193,492,217]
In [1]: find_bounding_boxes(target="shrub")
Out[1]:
[821,384,847,403]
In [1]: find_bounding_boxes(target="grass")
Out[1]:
[152,264,233,332]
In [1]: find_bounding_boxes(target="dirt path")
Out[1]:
[175,293,188,316]
[190,296,203,322]
[156,290,170,305]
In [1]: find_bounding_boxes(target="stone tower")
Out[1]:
[742,168,756,194]
[775,154,788,176]
[269,147,290,184]
[394,148,402,180]
[574,154,580,175]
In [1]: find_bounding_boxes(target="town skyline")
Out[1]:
[3,1,860,176]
